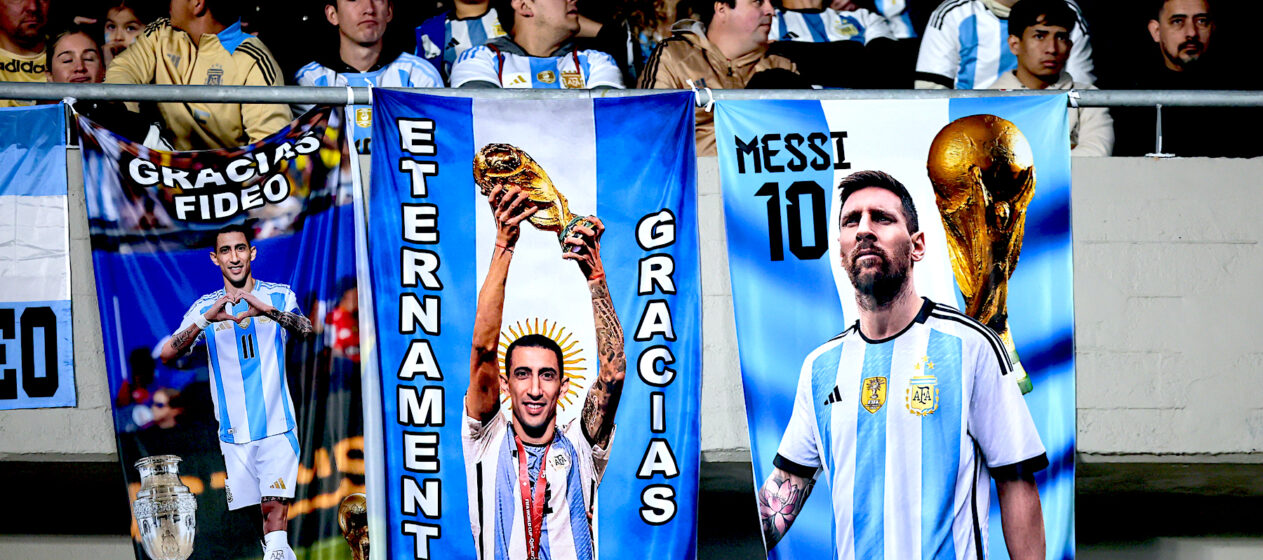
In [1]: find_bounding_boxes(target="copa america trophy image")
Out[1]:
[927,114,1036,393]
[132,455,197,560]
[473,143,597,253]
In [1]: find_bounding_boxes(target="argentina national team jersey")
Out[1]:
[916,0,1093,89]
[415,7,507,80]
[179,281,300,444]
[875,0,917,39]
[294,53,442,152]
[463,409,612,560]
[769,8,894,45]
[774,299,1046,560]
[450,37,624,89]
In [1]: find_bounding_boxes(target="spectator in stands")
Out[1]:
[1109,0,1261,157]
[990,0,1112,156]
[915,0,1093,90]
[103,1,147,67]
[106,0,291,151]
[148,388,186,430]
[415,0,507,83]
[570,1,648,86]
[771,0,893,44]
[295,0,441,154]
[47,25,169,147]
[639,0,800,156]
[47,24,102,84]
[617,0,677,81]
[865,0,916,40]
[0,0,50,107]
[1147,0,1214,75]
[766,0,898,88]
[449,0,624,89]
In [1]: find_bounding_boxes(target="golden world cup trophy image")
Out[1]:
[338,493,369,560]
[927,114,1036,394]
[473,143,596,253]
[132,455,197,560]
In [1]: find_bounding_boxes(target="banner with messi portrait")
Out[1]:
[363,90,701,560]
[82,107,366,560]
[716,94,1075,560]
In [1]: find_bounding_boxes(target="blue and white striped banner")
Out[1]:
[365,90,700,560]
[0,104,74,410]
[716,94,1074,560]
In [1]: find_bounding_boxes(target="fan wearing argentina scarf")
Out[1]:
[450,0,623,89]
[757,171,1047,560]
[414,0,507,82]
[464,184,627,560]
[914,0,1093,90]
[294,0,442,154]
[159,223,313,560]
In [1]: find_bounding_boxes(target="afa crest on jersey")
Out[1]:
[548,449,571,478]
[355,107,372,128]
[906,374,939,416]
[561,70,584,89]
[861,376,887,413]
[833,17,862,40]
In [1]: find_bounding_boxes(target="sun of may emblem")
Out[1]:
[498,317,588,409]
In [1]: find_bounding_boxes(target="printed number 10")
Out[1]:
[0,307,59,399]
[755,180,829,261]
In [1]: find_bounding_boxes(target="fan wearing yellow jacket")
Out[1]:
[106,0,290,151]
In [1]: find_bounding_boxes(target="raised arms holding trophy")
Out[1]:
[463,144,627,560]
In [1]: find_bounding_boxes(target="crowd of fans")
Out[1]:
[0,0,1257,157]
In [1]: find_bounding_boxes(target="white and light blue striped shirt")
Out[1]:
[294,53,442,153]
[450,37,624,89]
[180,281,300,444]
[415,7,507,81]
[769,7,894,45]
[463,410,611,560]
[775,299,1046,560]
[915,0,1093,89]
[875,0,917,39]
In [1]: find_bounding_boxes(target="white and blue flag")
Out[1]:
[0,104,74,410]
[716,95,1075,560]
[365,90,699,560]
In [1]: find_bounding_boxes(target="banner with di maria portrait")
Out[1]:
[82,107,365,560]
[363,90,701,560]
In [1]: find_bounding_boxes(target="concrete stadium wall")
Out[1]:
[2,153,1261,464]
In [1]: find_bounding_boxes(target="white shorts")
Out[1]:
[219,430,300,510]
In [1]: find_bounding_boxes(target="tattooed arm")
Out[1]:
[160,294,234,364]
[237,289,313,335]
[758,466,817,551]
[262,307,313,335]
[469,186,538,422]
[564,216,626,449]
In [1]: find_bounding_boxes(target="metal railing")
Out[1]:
[0,81,1260,107]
